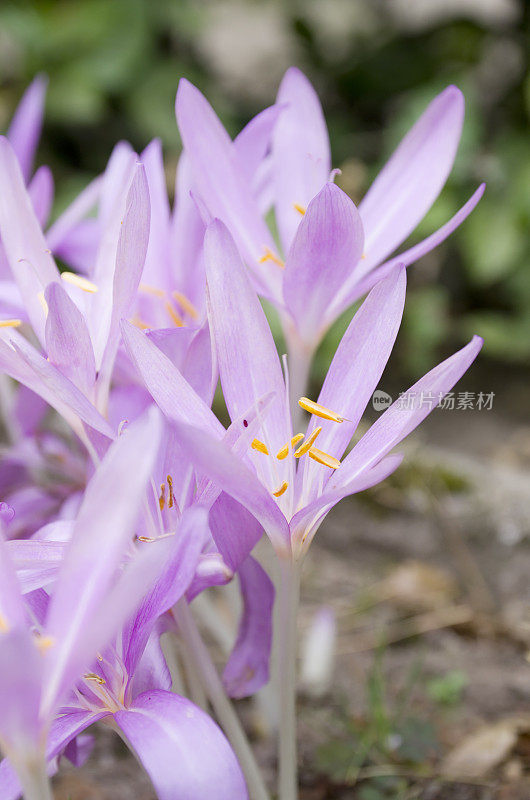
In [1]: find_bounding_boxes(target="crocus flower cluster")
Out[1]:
[0,70,483,800]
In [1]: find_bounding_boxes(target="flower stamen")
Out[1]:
[298,397,345,423]
[251,438,269,455]
[0,319,22,328]
[308,448,341,470]
[164,301,184,327]
[259,247,285,269]
[293,203,306,215]
[61,272,98,293]
[294,426,322,457]
[272,481,288,497]
[172,291,199,320]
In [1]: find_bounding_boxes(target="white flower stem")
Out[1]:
[278,558,301,800]
[173,599,271,800]
[18,758,53,800]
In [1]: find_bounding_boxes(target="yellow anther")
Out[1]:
[276,433,305,459]
[164,301,184,327]
[0,614,9,633]
[137,536,156,543]
[159,483,166,511]
[139,283,165,298]
[166,474,175,509]
[308,448,341,470]
[96,653,104,662]
[361,253,367,259]
[0,319,22,328]
[272,481,289,497]
[84,672,106,685]
[298,397,345,423]
[276,443,289,460]
[37,291,48,315]
[251,438,269,456]
[172,291,199,320]
[294,426,322,458]
[131,315,150,330]
[61,272,98,293]
[34,635,55,654]
[293,203,306,216]
[259,247,285,269]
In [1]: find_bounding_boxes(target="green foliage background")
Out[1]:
[0,0,529,375]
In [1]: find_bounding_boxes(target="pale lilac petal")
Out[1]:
[209,494,263,572]
[233,105,281,184]
[7,76,47,182]
[41,408,162,716]
[51,219,100,274]
[140,139,171,287]
[327,184,485,321]
[0,630,43,755]
[175,79,279,299]
[223,556,273,698]
[359,86,465,273]
[332,337,483,489]
[0,756,22,800]
[147,323,216,406]
[0,137,59,344]
[170,153,206,311]
[46,175,102,267]
[130,625,172,697]
[172,420,290,556]
[291,454,404,550]
[204,219,292,492]
[272,67,331,252]
[0,533,26,629]
[300,266,406,502]
[283,183,364,342]
[0,332,113,438]
[28,166,54,228]
[123,320,223,437]
[44,282,96,396]
[114,690,248,800]
[123,506,208,677]
[97,164,151,395]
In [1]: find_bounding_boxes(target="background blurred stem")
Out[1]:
[18,758,53,800]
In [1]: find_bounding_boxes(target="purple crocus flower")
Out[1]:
[175,70,484,402]
[0,409,248,799]
[125,219,482,561]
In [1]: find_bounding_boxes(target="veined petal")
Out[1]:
[45,282,96,396]
[140,138,171,287]
[233,104,281,184]
[97,162,151,392]
[0,629,43,757]
[0,137,59,345]
[46,175,103,260]
[0,532,26,630]
[2,332,112,438]
[7,76,47,183]
[332,336,483,489]
[358,86,465,274]
[291,454,404,552]
[175,79,279,300]
[301,266,406,502]
[326,184,485,322]
[28,166,54,228]
[114,690,248,800]
[204,219,292,492]
[283,182,364,343]
[272,67,331,252]
[223,556,274,698]
[122,320,224,439]
[209,494,263,573]
[123,506,208,677]
[41,408,162,716]
[172,420,291,556]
